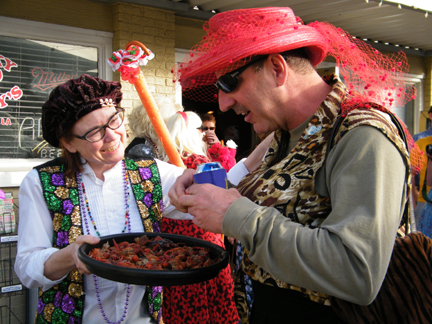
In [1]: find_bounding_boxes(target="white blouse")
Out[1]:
[15,159,185,324]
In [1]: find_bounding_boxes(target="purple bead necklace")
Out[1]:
[77,160,132,324]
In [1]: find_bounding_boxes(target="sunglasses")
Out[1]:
[197,125,215,132]
[214,56,267,93]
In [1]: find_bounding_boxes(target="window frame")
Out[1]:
[0,16,113,187]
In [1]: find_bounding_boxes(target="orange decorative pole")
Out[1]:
[108,41,185,168]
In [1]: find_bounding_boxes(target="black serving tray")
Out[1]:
[78,232,229,286]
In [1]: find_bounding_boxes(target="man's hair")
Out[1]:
[428,106,432,114]
[254,48,313,75]
[201,113,216,124]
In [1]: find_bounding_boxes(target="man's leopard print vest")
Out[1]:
[236,80,411,305]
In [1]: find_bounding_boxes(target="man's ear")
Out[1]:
[268,54,289,86]
[60,138,77,153]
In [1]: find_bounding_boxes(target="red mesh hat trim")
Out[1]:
[173,7,421,172]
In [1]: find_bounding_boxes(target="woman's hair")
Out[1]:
[165,111,207,159]
[128,94,180,161]
[60,129,83,178]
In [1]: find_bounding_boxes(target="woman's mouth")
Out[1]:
[102,143,120,153]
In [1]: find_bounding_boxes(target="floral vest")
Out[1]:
[34,157,164,324]
[236,80,411,305]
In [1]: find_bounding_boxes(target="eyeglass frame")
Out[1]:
[214,55,268,94]
[197,125,215,132]
[73,107,125,143]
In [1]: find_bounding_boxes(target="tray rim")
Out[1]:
[78,232,229,286]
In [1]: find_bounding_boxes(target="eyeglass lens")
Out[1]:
[84,109,124,142]
[215,57,264,94]
[203,127,215,131]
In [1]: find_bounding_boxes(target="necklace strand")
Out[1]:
[78,160,131,324]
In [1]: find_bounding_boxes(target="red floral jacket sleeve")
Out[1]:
[182,153,210,170]
[206,143,237,171]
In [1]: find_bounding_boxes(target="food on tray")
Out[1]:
[87,235,220,270]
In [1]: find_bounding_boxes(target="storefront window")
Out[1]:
[0,36,98,159]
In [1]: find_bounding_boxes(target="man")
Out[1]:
[413,106,432,142]
[200,112,237,171]
[413,134,432,225]
[170,7,415,323]
[411,106,432,220]
[200,112,220,148]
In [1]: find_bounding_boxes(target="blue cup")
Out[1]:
[193,162,227,189]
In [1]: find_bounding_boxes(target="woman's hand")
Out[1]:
[44,235,100,279]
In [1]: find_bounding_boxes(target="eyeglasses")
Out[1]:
[215,56,267,93]
[197,125,215,132]
[74,108,125,142]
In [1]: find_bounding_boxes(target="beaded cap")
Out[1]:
[42,74,123,148]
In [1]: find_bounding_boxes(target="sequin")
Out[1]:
[137,201,149,218]
[133,183,144,200]
[139,167,152,180]
[65,176,77,188]
[135,159,153,168]
[62,294,76,314]
[38,298,45,314]
[68,269,83,283]
[40,172,56,192]
[70,207,81,226]
[43,303,55,322]
[142,179,154,193]
[143,193,153,207]
[128,170,140,184]
[152,184,162,202]
[69,226,82,243]
[67,315,80,324]
[61,215,72,231]
[53,213,63,231]
[125,158,139,170]
[52,173,65,186]
[42,289,57,303]
[150,164,160,182]
[69,188,79,206]
[54,291,63,307]
[68,283,84,298]
[51,307,69,323]
[45,192,62,212]
[62,199,74,215]
[55,187,69,200]
[72,300,84,317]
[57,231,69,246]
[143,218,153,232]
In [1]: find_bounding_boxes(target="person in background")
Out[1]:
[159,107,239,324]
[14,74,186,324]
[418,147,432,238]
[169,7,418,323]
[412,134,432,227]
[410,106,432,223]
[126,94,178,160]
[413,106,432,142]
[200,112,237,171]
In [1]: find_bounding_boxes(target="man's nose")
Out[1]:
[217,90,235,113]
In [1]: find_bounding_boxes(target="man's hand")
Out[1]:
[178,184,242,233]
[204,132,220,146]
[168,169,196,213]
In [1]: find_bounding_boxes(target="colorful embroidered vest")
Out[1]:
[34,157,164,323]
[236,81,411,305]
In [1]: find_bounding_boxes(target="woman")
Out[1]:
[129,98,239,323]
[14,75,185,324]
[126,94,179,160]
